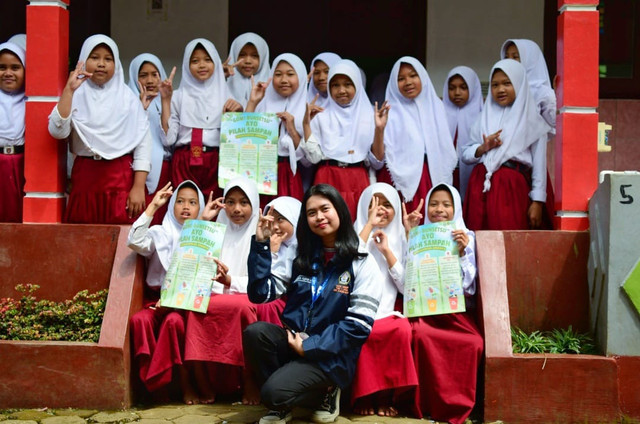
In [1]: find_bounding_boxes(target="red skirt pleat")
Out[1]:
[351,315,418,402]
[313,164,370,222]
[254,299,286,326]
[171,146,223,200]
[376,161,432,225]
[259,161,304,211]
[0,153,24,222]
[184,294,257,366]
[463,164,530,231]
[149,159,172,226]
[65,155,137,224]
[411,312,483,424]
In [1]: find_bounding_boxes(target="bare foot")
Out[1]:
[377,405,398,417]
[178,365,199,405]
[353,396,376,415]
[242,369,261,405]
[193,361,216,404]
[376,390,398,417]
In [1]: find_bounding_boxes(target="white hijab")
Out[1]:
[307,52,341,107]
[477,59,551,192]
[226,32,270,107]
[7,34,26,50]
[69,35,149,159]
[149,180,205,271]
[216,176,260,293]
[500,39,555,107]
[177,38,229,129]
[310,59,374,163]
[265,196,301,283]
[0,42,26,143]
[442,66,483,198]
[384,57,457,201]
[127,53,168,193]
[255,53,307,174]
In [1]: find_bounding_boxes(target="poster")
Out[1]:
[404,221,466,317]
[160,220,226,313]
[219,112,279,195]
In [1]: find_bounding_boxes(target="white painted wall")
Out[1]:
[427,0,545,96]
[111,0,228,85]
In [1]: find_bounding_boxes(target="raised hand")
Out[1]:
[149,182,173,211]
[306,66,315,83]
[213,258,231,287]
[372,229,390,253]
[256,208,274,242]
[451,229,469,256]
[137,80,158,110]
[201,193,225,221]
[223,98,243,112]
[402,199,424,236]
[223,56,242,78]
[159,66,176,100]
[374,101,390,130]
[65,61,93,92]
[476,130,503,157]
[303,94,324,126]
[367,195,385,228]
[247,75,271,107]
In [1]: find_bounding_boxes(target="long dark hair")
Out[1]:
[294,184,366,275]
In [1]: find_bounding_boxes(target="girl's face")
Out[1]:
[505,43,520,62]
[428,189,454,222]
[85,45,115,85]
[189,47,214,81]
[306,195,340,243]
[491,69,516,107]
[138,62,161,95]
[448,75,469,107]
[272,61,299,97]
[0,51,25,93]
[312,60,330,95]
[272,209,294,242]
[397,63,422,99]
[237,43,260,78]
[370,193,395,228]
[174,187,201,225]
[224,187,252,225]
[330,74,356,106]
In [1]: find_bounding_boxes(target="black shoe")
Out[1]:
[259,410,292,424]
[311,386,341,423]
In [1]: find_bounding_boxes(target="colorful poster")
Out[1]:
[160,220,226,313]
[404,221,465,317]
[219,112,279,195]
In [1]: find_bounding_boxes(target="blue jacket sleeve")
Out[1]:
[247,235,288,303]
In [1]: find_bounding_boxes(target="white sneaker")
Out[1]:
[259,410,292,424]
[310,386,341,423]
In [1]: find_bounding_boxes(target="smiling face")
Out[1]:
[370,193,395,228]
[85,44,115,85]
[427,189,455,222]
[306,194,340,246]
[397,63,422,100]
[272,61,299,97]
[330,74,356,106]
[237,43,260,78]
[174,187,201,225]
[448,75,469,107]
[491,69,516,107]
[312,60,330,95]
[272,209,294,242]
[505,43,520,62]
[189,46,214,81]
[0,51,25,93]
[224,187,252,225]
[138,62,161,95]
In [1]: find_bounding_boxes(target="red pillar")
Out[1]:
[23,0,70,223]
[555,0,599,230]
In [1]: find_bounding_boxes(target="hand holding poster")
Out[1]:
[160,219,226,313]
[219,112,279,195]
[404,221,465,317]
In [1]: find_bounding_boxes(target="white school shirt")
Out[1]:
[164,89,223,148]
[0,42,26,147]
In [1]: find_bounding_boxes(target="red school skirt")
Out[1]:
[259,158,304,211]
[314,161,370,222]
[377,159,433,225]
[0,151,24,223]
[148,159,172,226]
[65,154,138,224]
[171,145,223,200]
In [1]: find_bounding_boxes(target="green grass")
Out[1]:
[511,326,597,354]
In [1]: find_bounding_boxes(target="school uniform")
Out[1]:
[378,57,457,223]
[351,183,418,409]
[166,38,229,199]
[226,32,270,108]
[128,53,173,226]
[47,35,151,224]
[461,59,552,231]
[411,183,483,424]
[128,180,205,392]
[0,42,26,223]
[442,66,483,200]
[306,52,341,108]
[254,53,308,207]
[302,60,379,221]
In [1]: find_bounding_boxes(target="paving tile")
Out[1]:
[53,410,98,418]
[6,411,52,421]
[2,421,38,424]
[173,414,221,424]
[42,416,86,424]
[136,407,184,420]
[90,411,139,423]
[138,420,173,424]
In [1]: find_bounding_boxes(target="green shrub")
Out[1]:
[511,326,597,354]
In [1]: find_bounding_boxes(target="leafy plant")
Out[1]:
[511,326,597,354]
[0,284,108,343]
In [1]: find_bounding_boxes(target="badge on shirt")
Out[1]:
[338,271,351,285]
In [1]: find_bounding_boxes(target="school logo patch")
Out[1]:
[338,271,351,285]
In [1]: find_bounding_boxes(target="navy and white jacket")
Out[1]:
[248,236,382,388]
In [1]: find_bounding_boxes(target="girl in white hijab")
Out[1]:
[351,183,418,417]
[48,34,152,224]
[442,66,483,200]
[0,41,26,222]
[164,38,242,200]
[225,32,270,108]
[301,59,380,220]
[307,52,342,107]
[246,53,308,204]
[461,59,552,231]
[376,57,458,223]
